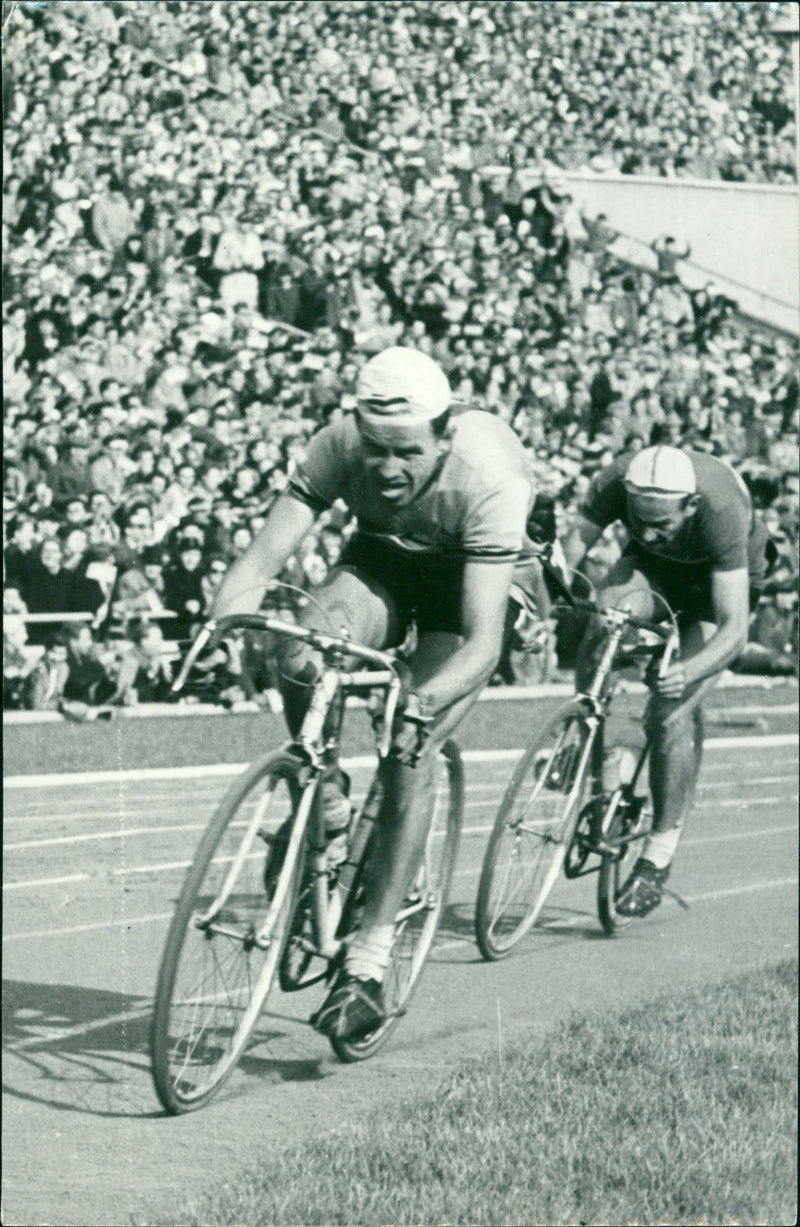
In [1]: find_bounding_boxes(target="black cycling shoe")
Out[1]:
[311,973,386,1041]
[615,857,670,918]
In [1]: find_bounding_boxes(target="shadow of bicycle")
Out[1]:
[2,979,326,1118]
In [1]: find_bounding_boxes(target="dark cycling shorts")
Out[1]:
[624,541,767,627]
[340,533,467,636]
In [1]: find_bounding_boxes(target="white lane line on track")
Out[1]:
[3,873,89,890]
[4,733,798,789]
[434,876,800,953]
[6,771,798,830]
[4,822,208,851]
[709,703,798,716]
[5,870,797,953]
[5,795,798,854]
[2,912,173,945]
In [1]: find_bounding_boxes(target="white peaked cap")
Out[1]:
[356,347,451,429]
[624,446,697,499]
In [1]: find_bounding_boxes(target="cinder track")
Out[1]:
[2,687,797,1227]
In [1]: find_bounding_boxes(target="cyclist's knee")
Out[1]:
[275,636,319,687]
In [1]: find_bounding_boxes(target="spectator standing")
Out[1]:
[201,553,229,614]
[651,234,692,286]
[163,535,206,639]
[90,168,136,265]
[4,514,39,591]
[212,211,264,309]
[48,434,93,511]
[21,538,76,638]
[90,434,131,505]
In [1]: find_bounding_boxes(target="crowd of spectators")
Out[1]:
[3,1,798,713]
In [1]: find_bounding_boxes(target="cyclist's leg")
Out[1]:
[354,630,479,934]
[275,564,402,736]
[643,618,720,864]
[616,618,721,917]
[574,552,658,692]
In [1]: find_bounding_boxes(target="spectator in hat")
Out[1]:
[163,534,206,639]
[48,434,93,510]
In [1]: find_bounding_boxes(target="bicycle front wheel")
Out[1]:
[476,702,596,960]
[151,751,309,1114]
[331,740,464,1062]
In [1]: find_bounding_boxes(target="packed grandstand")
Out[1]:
[3,0,798,715]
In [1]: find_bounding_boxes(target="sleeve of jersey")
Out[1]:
[461,477,531,562]
[286,424,346,515]
[703,500,750,571]
[580,463,627,528]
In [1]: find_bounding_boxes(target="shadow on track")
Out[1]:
[2,979,326,1118]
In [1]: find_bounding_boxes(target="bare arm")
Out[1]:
[657,567,750,697]
[683,567,749,685]
[209,494,317,619]
[561,513,604,574]
[415,559,517,715]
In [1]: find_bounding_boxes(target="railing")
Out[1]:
[20,611,178,625]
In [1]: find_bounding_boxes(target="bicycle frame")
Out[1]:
[535,547,679,879]
[172,612,404,962]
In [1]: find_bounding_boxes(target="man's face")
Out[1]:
[625,493,697,552]
[40,540,63,573]
[14,521,36,551]
[72,627,94,657]
[65,500,87,525]
[65,530,88,558]
[357,418,445,508]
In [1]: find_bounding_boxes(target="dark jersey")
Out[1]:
[581,451,769,582]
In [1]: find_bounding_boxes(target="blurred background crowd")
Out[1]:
[3,0,798,715]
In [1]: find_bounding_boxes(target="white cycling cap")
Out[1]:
[624,445,697,499]
[356,347,451,430]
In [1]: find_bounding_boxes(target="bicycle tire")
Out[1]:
[151,750,310,1114]
[597,788,651,935]
[475,701,596,960]
[330,740,464,1063]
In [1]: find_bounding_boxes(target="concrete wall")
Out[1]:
[557,172,800,335]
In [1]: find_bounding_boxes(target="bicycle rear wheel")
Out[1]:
[475,701,595,960]
[151,751,310,1114]
[597,788,651,935]
[331,740,464,1062]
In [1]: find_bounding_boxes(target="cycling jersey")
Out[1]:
[289,410,536,563]
[582,450,769,583]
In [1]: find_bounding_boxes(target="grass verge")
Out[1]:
[177,959,797,1227]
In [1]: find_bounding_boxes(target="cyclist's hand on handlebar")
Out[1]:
[390,679,435,768]
[650,660,686,700]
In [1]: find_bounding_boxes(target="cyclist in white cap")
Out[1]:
[563,443,771,917]
[209,347,540,1038]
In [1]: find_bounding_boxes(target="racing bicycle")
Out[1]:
[151,612,463,1113]
[475,546,680,959]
